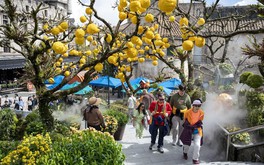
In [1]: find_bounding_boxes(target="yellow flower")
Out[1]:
[130,0,141,12]
[197,18,205,26]
[145,13,154,23]
[140,0,150,8]
[179,17,188,26]
[60,21,68,29]
[51,26,60,35]
[86,23,100,34]
[75,37,85,45]
[105,33,112,43]
[80,16,87,23]
[94,63,103,72]
[195,37,205,47]
[52,41,66,54]
[169,15,175,22]
[182,40,194,51]
[43,23,49,30]
[158,0,177,13]
[85,7,93,15]
[75,28,85,38]
[119,12,127,20]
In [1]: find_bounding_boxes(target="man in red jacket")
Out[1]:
[148,93,172,153]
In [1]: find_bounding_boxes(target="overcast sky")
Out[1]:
[70,0,259,26]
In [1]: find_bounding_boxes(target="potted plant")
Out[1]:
[104,109,129,141]
[103,115,118,135]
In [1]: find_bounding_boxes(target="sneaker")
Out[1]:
[177,142,183,147]
[157,147,164,153]
[193,159,199,164]
[171,141,176,146]
[149,143,154,150]
[183,153,188,160]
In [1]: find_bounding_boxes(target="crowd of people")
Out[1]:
[0,94,38,111]
[127,85,204,164]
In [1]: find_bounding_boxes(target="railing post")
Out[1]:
[226,134,230,161]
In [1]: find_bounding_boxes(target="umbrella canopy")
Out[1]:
[130,77,153,86]
[60,82,80,90]
[75,85,93,95]
[88,76,122,88]
[158,78,182,90]
[148,86,173,96]
[119,76,153,88]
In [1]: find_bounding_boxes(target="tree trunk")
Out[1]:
[220,38,231,63]
[38,95,54,131]
[188,52,194,83]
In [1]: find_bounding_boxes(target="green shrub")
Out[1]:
[110,103,128,114]
[219,63,234,75]
[23,111,47,136]
[0,109,18,140]
[0,141,20,160]
[239,71,254,84]
[245,74,263,88]
[246,91,264,127]
[37,130,125,165]
[105,109,128,126]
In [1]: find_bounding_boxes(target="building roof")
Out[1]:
[201,19,264,35]
[0,53,25,70]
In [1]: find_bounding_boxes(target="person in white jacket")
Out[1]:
[127,93,137,122]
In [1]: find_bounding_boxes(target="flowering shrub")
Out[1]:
[226,125,251,144]
[0,141,19,160]
[36,128,125,164]
[103,115,118,135]
[0,134,51,165]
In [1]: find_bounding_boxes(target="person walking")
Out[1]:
[83,96,105,131]
[140,89,155,111]
[169,84,191,146]
[133,103,147,139]
[27,96,33,111]
[127,93,137,122]
[180,100,204,164]
[18,96,24,111]
[149,93,172,153]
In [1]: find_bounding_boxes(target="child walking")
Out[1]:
[133,103,148,138]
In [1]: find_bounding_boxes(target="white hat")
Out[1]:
[192,100,202,105]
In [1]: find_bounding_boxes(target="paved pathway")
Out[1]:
[119,123,263,165]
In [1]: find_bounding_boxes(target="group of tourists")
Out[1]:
[81,83,204,164]
[0,94,38,111]
[128,84,204,164]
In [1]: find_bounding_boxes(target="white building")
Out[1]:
[0,0,72,82]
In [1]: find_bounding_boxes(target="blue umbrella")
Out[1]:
[60,82,80,90]
[130,76,153,86]
[120,76,153,88]
[75,85,93,95]
[88,76,122,88]
[158,78,182,90]
[148,86,173,96]
[121,84,143,94]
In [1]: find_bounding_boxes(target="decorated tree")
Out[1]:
[2,0,264,130]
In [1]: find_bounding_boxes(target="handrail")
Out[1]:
[216,123,264,161]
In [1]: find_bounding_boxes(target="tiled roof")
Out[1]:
[156,14,182,38]
[201,19,264,35]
